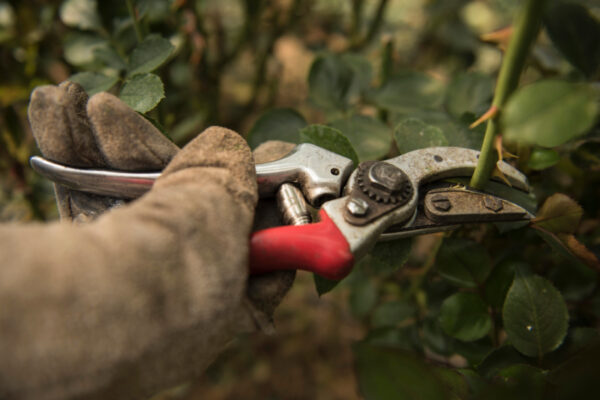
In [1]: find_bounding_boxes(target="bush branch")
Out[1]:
[126,0,143,43]
[350,0,389,50]
[469,0,548,189]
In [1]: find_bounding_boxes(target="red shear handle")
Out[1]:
[249,209,354,280]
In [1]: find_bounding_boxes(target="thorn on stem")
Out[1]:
[470,105,499,129]
[492,164,513,187]
[480,26,513,51]
[494,135,517,162]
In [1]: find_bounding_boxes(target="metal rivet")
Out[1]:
[346,197,369,217]
[483,196,503,212]
[431,194,452,211]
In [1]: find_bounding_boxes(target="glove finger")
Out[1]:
[29,83,118,220]
[28,82,106,167]
[29,82,179,220]
[247,140,298,321]
[87,92,178,171]
[158,126,258,213]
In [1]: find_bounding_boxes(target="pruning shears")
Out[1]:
[30,144,533,280]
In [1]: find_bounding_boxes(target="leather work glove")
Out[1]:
[0,82,295,400]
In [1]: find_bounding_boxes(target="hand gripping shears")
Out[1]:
[30,144,533,280]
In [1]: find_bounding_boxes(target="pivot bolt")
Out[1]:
[368,162,408,195]
[431,194,452,212]
[346,197,369,217]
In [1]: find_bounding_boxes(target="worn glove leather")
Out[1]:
[0,82,294,400]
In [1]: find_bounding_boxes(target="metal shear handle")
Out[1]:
[30,143,354,207]
[31,146,531,281]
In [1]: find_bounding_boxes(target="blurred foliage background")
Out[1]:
[1,0,600,399]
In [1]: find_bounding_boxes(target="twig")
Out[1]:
[469,0,548,189]
[126,0,143,43]
[219,0,262,68]
[243,0,303,114]
[407,233,445,299]
[350,0,389,50]
[350,0,365,43]
[377,36,394,123]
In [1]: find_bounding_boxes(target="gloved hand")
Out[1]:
[0,82,294,400]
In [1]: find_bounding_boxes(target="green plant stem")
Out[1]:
[350,0,389,50]
[350,0,365,43]
[126,0,143,43]
[469,0,547,189]
[408,234,444,299]
[377,37,393,123]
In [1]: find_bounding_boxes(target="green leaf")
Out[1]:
[534,228,585,266]
[60,0,101,31]
[136,0,171,23]
[340,53,373,99]
[527,148,560,170]
[436,238,492,288]
[360,238,412,276]
[371,301,416,328]
[354,343,447,400]
[349,278,378,317]
[439,293,492,342]
[546,339,600,400]
[483,260,521,308]
[452,339,495,366]
[434,367,469,400]
[68,72,118,95]
[119,73,164,113]
[502,80,598,148]
[170,113,206,143]
[63,33,106,66]
[533,229,600,272]
[370,71,446,113]
[329,115,391,161]
[392,111,485,150]
[127,34,174,77]
[571,141,600,171]
[544,2,600,78]
[394,117,448,154]
[445,72,494,118]
[477,345,530,379]
[299,125,359,167]
[498,364,548,393]
[502,269,569,358]
[532,193,583,234]
[308,54,355,111]
[93,46,127,71]
[548,261,596,302]
[365,326,422,351]
[423,317,454,356]
[313,274,339,296]
[247,108,306,149]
